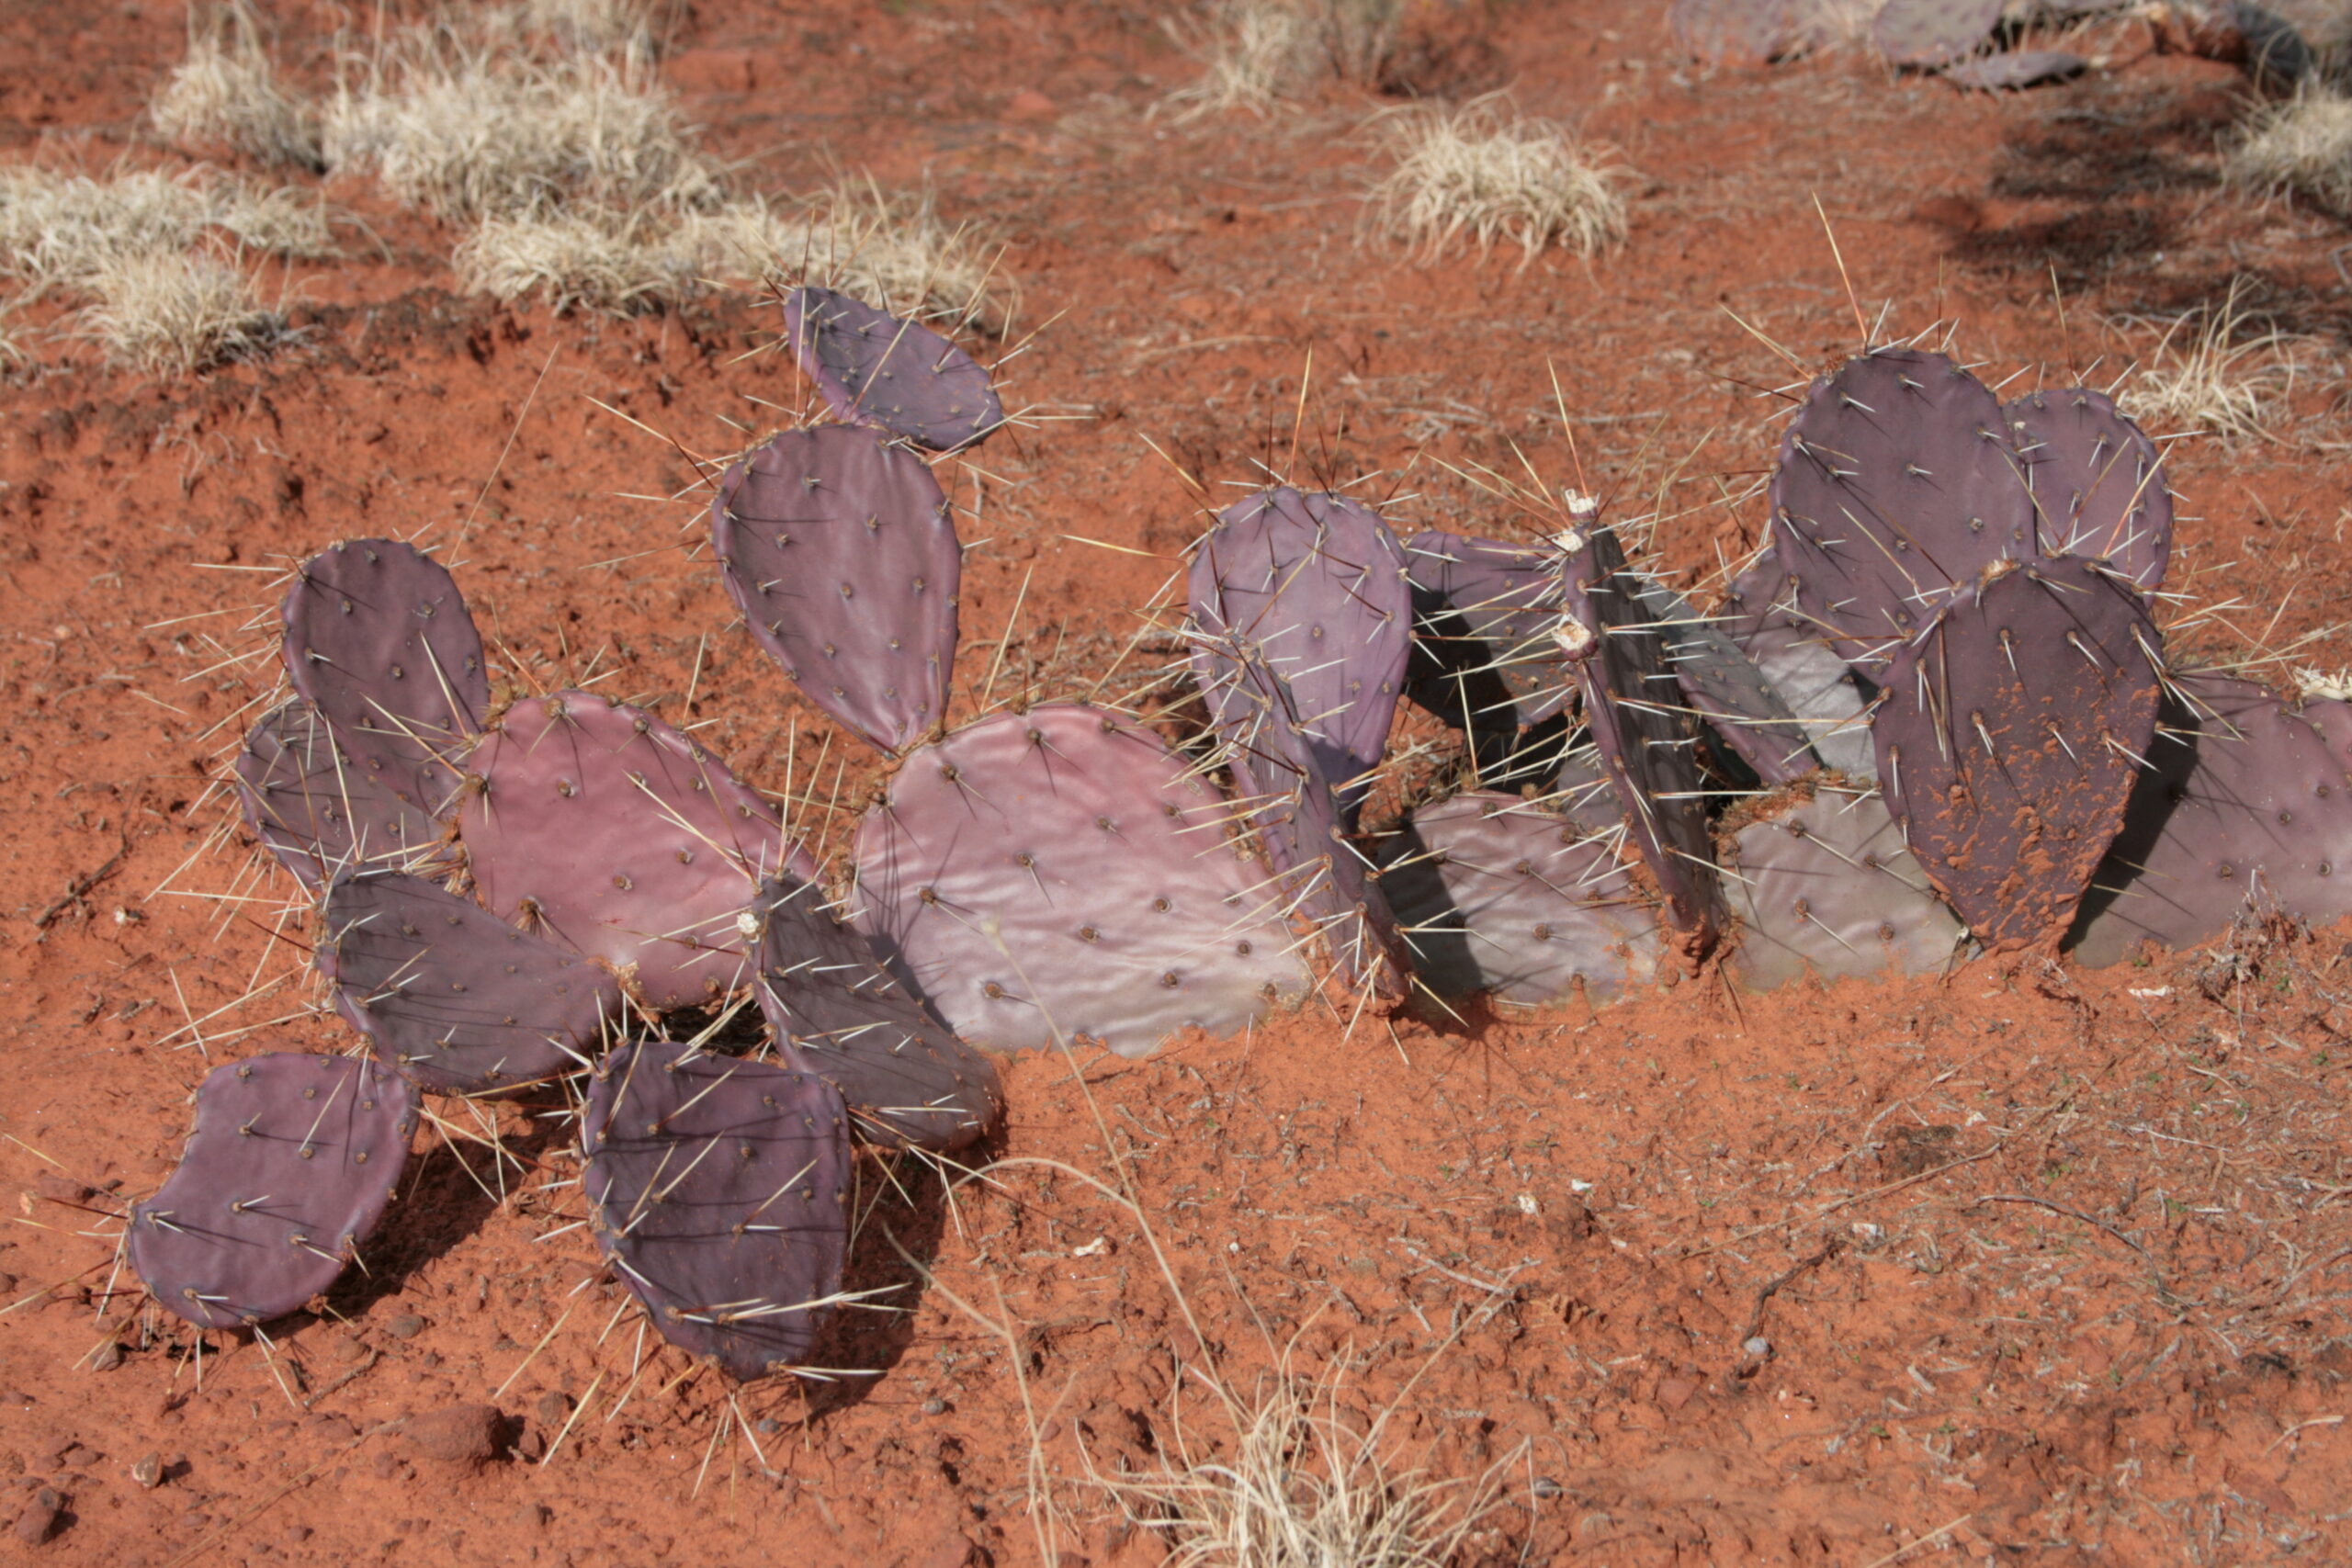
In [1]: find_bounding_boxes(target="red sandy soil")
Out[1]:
[5,3,2352,1564]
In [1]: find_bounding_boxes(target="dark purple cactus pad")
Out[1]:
[1724,787,1965,989]
[711,423,960,757]
[281,539,488,752]
[459,692,816,1011]
[582,1042,850,1381]
[1379,793,1660,1004]
[1632,578,1816,785]
[1559,525,1722,949]
[1718,550,1877,777]
[1402,531,1569,732]
[1198,652,1412,999]
[784,287,1002,453]
[753,871,1003,1150]
[1192,488,1411,819]
[1873,0,2005,66]
[851,704,1313,1054]
[233,700,458,891]
[130,1054,418,1329]
[1944,50,2088,90]
[2070,674,2352,965]
[1770,349,2034,673]
[1874,558,2163,952]
[319,868,620,1094]
[2005,388,2170,592]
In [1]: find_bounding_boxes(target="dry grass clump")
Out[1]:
[460,180,1007,323]
[2225,84,2352,214]
[76,250,280,373]
[0,165,330,290]
[2113,280,2296,443]
[321,27,715,220]
[1162,0,1316,118]
[1365,94,1627,264]
[513,0,658,58]
[1085,1357,1509,1568]
[152,2,320,168]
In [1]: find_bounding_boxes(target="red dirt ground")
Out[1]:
[5,3,2352,1564]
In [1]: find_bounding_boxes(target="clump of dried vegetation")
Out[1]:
[2111,279,2297,444]
[2227,83,2352,215]
[1364,93,1627,263]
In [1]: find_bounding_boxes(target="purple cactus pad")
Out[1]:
[711,423,960,756]
[1724,786,1965,989]
[1192,488,1411,819]
[233,700,458,891]
[1770,349,2034,673]
[1558,524,1722,949]
[320,868,621,1094]
[851,704,1313,1055]
[281,539,489,752]
[1873,0,2006,66]
[1874,558,2162,952]
[784,287,1002,453]
[1379,792,1660,1004]
[1633,578,1816,785]
[130,1054,419,1329]
[459,692,816,1011]
[1718,549,1877,777]
[2070,673,2352,964]
[2004,388,2171,592]
[1197,651,1412,999]
[1402,531,1570,732]
[582,1042,851,1381]
[753,871,1004,1150]
[1943,50,2088,90]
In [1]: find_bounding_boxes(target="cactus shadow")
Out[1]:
[323,1108,567,1322]
[797,1134,975,1417]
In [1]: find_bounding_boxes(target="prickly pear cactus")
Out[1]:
[233,700,458,890]
[1668,0,1804,67]
[753,871,1003,1150]
[1723,786,1965,989]
[582,1042,850,1381]
[2070,673,2352,965]
[851,704,1314,1055]
[711,423,960,757]
[1558,521,1722,950]
[281,539,488,750]
[1718,549,1876,778]
[2005,388,2171,592]
[1192,488,1410,820]
[1872,0,2005,66]
[1379,792,1660,1004]
[1633,578,1816,785]
[784,287,1002,453]
[1198,651,1412,999]
[130,1054,418,1329]
[459,692,815,1011]
[319,868,620,1094]
[1943,50,2087,90]
[1875,558,2163,952]
[1771,349,2033,672]
[1402,530,1567,722]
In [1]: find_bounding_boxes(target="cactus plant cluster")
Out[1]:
[134,292,2352,1391]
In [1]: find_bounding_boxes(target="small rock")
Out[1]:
[515,1503,549,1531]
[1005,88,1057,120]
[54,1447,96,1472]
[0,1392,32,1410]
[1742,1336,1771,1359]
[403,1404,503,1466]
[130,1455,162,1490]
[32,1175,92,1207]
[14,1487,60,1545]
[532,1391,571,1427]
[383,1314,426,1341]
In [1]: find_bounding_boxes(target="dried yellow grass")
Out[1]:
[2113,279,2296,444]
[1161,0,1315,118]
[322,26,716,220]
[0,165,330,291]
[456,180,1008,323]
[1365,93,1626,263]
[152,1,320,168]
[2226,84,2352,215]
[76,249,280,373]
